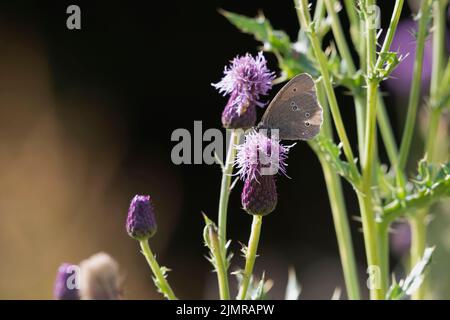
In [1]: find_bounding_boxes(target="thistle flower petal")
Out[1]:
[235,130,293,181]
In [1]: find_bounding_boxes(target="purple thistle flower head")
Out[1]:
[384,19,450,97]
[390,222,411,258]
[54,263,80,300]
[213,52,275,129]
[235,130,292,181]
[235,130,293,216]
[126,195,157,241]
[384,20,433,95]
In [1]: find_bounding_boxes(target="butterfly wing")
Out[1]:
[259,73,323,140]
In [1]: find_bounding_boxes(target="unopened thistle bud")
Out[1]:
[126,195,157,241]
[235,130,292,216]
[79,252,121,300]
[54,263,80,300]
[241,174,278,216]
[202,215,220,250]
[212,52,275,129]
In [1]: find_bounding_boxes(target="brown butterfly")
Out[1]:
[257,73,323,140]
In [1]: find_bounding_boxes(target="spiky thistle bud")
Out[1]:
[126,195,157,241]
[212,52,275,129]
[54,263,80,300]
[235,130,292,216]
[241,174,278,216]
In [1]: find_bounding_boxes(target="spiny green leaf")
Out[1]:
[375,52,403,81]
[386,278,404,300]
[382,160,450,222]
[383,173,450,221]
[220,10,270,43]
[313,135,360,188]
[435,162,450,181]
[221,10,318,78]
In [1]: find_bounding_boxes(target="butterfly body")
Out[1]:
[257,73,323,140]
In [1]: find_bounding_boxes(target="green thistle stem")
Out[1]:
[410,210,428,299]
[297,0,363,299]
[218,130,240,250]
[373,0,404,169]
[216,129,240,300]
[207,224,230,300]
[361,79,385,300]
[312,80,361,299]
[324,0,356,74]
[343,0,360,46]
[426,0,447,162]
[323,0,367,161]
[237,215,263,300]
[397,0,432,171]
[296,0,360,181]
[360,0,387,299]
[374,0,404,70]
[410,0,448,300]
[377,221,390,295]
[313,0,325,22]
[355,96,367,163]
[139,240,177,300]
[376,96,398,167]
[318,155,361,299]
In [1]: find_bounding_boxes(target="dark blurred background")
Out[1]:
[0,0,447,299]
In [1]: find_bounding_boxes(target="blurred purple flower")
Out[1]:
[213,52,275,129]
[384,19,450,96]
[384,20,432,94]
[235,130,292,216]
[390,222,411,257]
[54,263,79,300]
[126,195,157,241]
